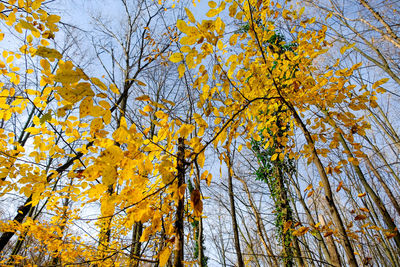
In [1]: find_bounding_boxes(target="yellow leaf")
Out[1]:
[358,192,366,198]
[372,78,389,89]
[385,232,397,239]
[127,78,146,86]
[229,34,238,46]
[110,83,119,94]
[178,184,187,199]
[169,52,184,63]
[57,82,94,103]
[340,43,355,54]
[135,95,151,101]
[304,184,313,192]
[47,14,61,24]
[206,8,220,17]
[19,20,37,32]
[185,8,195,23]
[293,226,309,236]
[91,77,107,91]
[25,127,40,135]
[208,1,217,8]
[80,97,93,118]
[217,40,223,50]
[90,117,104,134]
[34,46,62,60]
[376,87,386,93]
[176,20,188,33]
[178,64,185,78]
[359,207,370,213]
[271,153,278,161]
[143,105,153,112]
[198,152,205,168]
[159,245,172,267]
[177,124,195,138]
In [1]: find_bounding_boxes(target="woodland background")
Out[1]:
[0,0,399,266]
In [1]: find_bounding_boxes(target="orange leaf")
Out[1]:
[190,189,203,217]
[336,181,343,192]
[283,221,292,233]
[358,192,366,198]
[324,230,334,237]
[354,214,367,221]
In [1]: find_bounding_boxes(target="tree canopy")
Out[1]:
[0,0,399,266]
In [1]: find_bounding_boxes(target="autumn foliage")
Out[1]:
[0,0,399,266]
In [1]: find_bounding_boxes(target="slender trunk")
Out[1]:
[235,175,278,266]
[98,184,115,262]
[337,133,400,250]
[129,222,143,267]
[173,137,185,267]
[369,106,400,153]
[289,200,307,267]
[318,215,342,267]
[196,217,205,266]
[189,177,206,267]
[227,154,245,267]
[365,156,400,217]
[238,215,262,267]
[363,135,400,186]
[363,193,400,266]
[285,101,358,267]
[287,173,337,266]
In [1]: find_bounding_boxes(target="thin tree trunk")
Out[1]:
[173,137,185,267]
[363,135,400,186]
[284,101,358,267]
[337,133,400,250]
[318,215,342,267]
[287,173,337,266]
[234,175,278,266]
[129,222,143,267]
[227,153,245,267]
[365,156,400,217]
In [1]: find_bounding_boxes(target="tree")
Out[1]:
[1,0,399,266]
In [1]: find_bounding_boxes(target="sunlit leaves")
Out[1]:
[372,78,389,89]
[56,82,94,103]
[340,43,356,54]
[169,52,184,63]
[34,46,62,60]
[159,245,172,266]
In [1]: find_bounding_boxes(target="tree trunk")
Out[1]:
[338,133,400,250]
[173,137,185,267]
[285,101,358,267]
[227,153,245,267]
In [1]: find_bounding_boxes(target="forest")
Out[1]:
[0,0,399,266]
